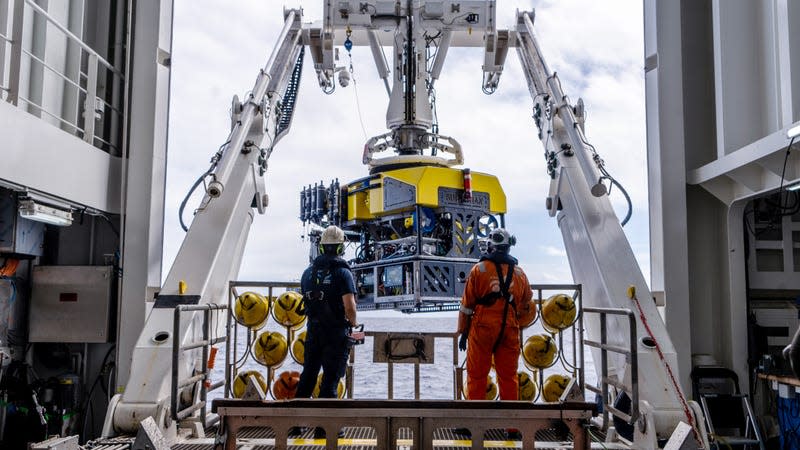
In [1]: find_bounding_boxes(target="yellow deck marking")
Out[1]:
[287,438,522,448]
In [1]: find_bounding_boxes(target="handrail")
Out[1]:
[226,280,589,406]
[357,331,458,400]
[23,0,122,76]
[582,306,640,430]
[19,96,121,155]
[214,399,595,450]
[171,303,228,422]
[4,0,126,154]
[17,97,83,132]
[22,49,88,94]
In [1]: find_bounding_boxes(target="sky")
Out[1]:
[165,1,649,294]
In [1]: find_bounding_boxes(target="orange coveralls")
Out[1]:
[458,260,533,400]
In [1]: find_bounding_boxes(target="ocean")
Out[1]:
[213,311,596,401]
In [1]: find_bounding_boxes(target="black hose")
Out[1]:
[609,177,633,227]
[598,168,633,227]
[178,140,231,232]
[178,169,213,232]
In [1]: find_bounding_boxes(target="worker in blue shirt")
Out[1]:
[295,225,358,399]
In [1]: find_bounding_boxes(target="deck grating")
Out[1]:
[83,426,611,449]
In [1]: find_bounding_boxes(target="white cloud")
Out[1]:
[541,245,567,257]
[166,1,650,289]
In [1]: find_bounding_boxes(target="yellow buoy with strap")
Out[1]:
[541,293,577,330]
[312,372,345,398]
[485,375,498,400]
[462,375,498,400]
[290,330,307,364]
[542,374,571,402]
[233,291,270,329]
[522,334,558,369]
[516,297,538,328]
[253,331,288,367]
[517,371,537,401]
[272,291,307,330]
[232,370,268,398]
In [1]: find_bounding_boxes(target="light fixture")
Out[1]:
[18,199,73,226]
[788,182,800,192]
[788,124,800,139]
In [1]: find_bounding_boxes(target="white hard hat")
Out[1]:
[320,225,345,245]
[487,228,516,247]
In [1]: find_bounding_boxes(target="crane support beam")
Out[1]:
[514,9,693,445]
[105,9,305,435]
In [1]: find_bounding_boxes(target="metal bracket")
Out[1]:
[559,377,585,402]
[242,374,268,400]
[153,295,201,308]
[663,422,700,450]
[242,140,256,154]
[132,416,170,450]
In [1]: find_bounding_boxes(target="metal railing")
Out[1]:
[354,331,458,400]
[582,306,640,430]
[226,281,589,405]
[226,281,302,398]
[216,280,601,448]
[171,303,227,423]
[530,284,586,399]
[1,0,125,154]
[213,399,595,450]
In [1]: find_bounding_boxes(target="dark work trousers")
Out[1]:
[296,321,350,398]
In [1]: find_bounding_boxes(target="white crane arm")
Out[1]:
[514,10,697,445]
[105,9,305,435]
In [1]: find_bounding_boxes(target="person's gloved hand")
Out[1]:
[458,333,468,351]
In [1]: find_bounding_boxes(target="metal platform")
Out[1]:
[210,399,597,450]
[85,426,627,450]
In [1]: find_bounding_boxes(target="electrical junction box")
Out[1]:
[29,266,114,343]
[372,332,435,364]
[0,189,45,257]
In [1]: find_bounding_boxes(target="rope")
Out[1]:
[629,286,703,447]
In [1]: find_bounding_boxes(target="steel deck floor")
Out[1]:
[87,426,624,450]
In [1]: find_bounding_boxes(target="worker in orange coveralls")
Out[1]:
[457,228,534,400]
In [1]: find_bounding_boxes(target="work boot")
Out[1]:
[314,428,345,439]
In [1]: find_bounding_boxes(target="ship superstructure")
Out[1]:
[0,0,170,444]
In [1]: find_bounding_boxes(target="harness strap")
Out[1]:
[491,261,515,353]
[304,263,348,326]
[475,291,503,306]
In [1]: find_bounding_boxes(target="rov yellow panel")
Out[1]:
[346,182,374,221]
[367,167,506,215]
